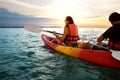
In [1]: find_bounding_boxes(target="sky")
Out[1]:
[0,9,60,27]
[0,0,120,27]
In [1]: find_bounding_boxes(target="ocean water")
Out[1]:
[0,28,120,80]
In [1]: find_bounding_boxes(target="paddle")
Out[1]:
[24,24,62,35]
[24,24,88,41]
[111,50,120,61]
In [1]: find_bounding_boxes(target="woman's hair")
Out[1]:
[109,12,120,22]
[65,16,74,24]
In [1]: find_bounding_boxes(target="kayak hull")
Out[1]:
[41,35,120,69]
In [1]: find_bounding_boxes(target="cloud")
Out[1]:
[1,0,120,18]
[19,0,53,7]
[0,8,61,27]
[0,0,49,18]
[75,0,120,16]
[0,0,45,9]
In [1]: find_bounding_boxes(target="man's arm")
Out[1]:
[97,27,112,45]
[97,35,105,45]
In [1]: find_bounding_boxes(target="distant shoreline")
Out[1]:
[0,26,108,28]
[0,26,24,28]
[0,26,59,28]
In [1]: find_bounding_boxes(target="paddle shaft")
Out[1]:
[43,30,62,35]
[24,24,88,40]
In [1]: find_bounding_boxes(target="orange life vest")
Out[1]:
[107,39,120,50]
[65,24,79,43]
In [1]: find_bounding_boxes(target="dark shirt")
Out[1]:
[102,24,120,41]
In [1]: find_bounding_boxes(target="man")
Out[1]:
[78,12,120,51]
[97,12,120,50]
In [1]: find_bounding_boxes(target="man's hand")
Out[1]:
[97,35,105,46]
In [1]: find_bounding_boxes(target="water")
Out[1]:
[0,28,120,80]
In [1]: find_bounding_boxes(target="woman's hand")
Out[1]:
[52,31,56,36]
[52,31,61,40]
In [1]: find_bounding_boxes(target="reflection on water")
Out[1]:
[0,28,120,80]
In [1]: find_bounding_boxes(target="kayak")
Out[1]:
[41,35,120,69]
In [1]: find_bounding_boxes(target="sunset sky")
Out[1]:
[0,0,120,27]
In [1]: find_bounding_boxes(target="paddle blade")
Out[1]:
[111,50,120,61]
[24,25,42,33]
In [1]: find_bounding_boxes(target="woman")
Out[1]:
[52,16,80,47]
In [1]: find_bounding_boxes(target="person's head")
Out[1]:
[109,12,120,25]
[64,16,74,25]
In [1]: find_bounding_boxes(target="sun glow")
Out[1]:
[49,0,77,18]
[52,0,75,9]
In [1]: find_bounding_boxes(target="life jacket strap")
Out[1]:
[66,36,79,41]
[107,39,120,50]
